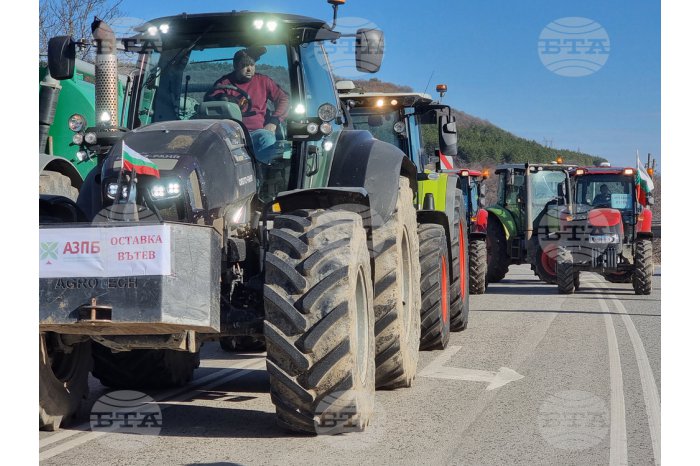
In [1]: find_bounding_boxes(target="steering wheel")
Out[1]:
[205,83,254,116]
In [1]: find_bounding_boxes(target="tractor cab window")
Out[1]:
[575,175,635,211]
[350,107,404,151]
[530,170,566,210]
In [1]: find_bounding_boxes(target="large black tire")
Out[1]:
[449,191,469,331]
[486,216,509,283]
[371,177,421,388]
[603,271,633,283]
[417,223,450,350]
[556,247,575,294]
[633,239,653,295]
[40,170,79,202]
[574,272,581,291]
[534,244,558,284]
[264,209,375,434]
[39,334,91,431]
[469,239,487,294]
[91,344,200,389]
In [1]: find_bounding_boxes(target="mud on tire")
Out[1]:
[468,239,487,295]
[633,239,653,295]
[417,223,450,350]
[264,209,375,434]
[39,334,92,431]
[91,344,200,389]
[449,192,469,331]
[371,177,421,388]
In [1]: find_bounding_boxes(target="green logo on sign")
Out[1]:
[40,242,58,260]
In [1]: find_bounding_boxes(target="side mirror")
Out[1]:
[557,182,566,198]
[438,115,458,157]
[47,36,75,80]
[355,28,384,73]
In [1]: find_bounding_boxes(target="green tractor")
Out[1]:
[40,4,424,434]
[39,59,128,200]
[338,83,469,350]
[486,161,574,284]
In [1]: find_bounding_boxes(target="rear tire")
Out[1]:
[417,223,450,350]
[449,192,469,331]
[633,239,653,295]
[556,247,575,294]
[371,178,421,388]
[39,334,91,431]
[264,209,375,434]
[534,244,558,284]
[91,344,200,389]
[468,239,487,294]
[40,170,78,201]
[486,216,509,283]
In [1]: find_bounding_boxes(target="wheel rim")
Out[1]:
[459,221,466,300]
[355,267,370,386]
[441,257,449,322]
[400,229,412,335]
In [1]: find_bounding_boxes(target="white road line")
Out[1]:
[40,356,265,460]
[599,296,628,466]
[599,280,661,466]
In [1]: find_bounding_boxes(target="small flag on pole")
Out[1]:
[636,154,654,193]
[122,142,160,178]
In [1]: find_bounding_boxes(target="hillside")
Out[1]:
[349,78,606,167]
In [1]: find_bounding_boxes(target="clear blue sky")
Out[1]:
[115,0,660,167]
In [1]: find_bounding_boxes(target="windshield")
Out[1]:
[135,44,292,126]
[349,107,403,149]
[574,174,635,211]
[531,170,565,213]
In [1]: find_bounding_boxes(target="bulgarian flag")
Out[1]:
[122,142,160,178]
[636,155,654,193]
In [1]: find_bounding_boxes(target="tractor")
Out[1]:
[40,3,425,435]
[338,83,469,351]
[486,161,574,284]
[442,168,489,294]
[555,165,655,295]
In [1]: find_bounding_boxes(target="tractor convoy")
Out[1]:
[37,1,656,437]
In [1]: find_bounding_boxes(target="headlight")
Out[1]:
[106,183,119,199]
[72,133,84,145]
[306,122,319,134]
[393,121,406,134]
[68,114,87,132]
[76,150,89,162]
[84,132,97,145]
[150,180,182,200]
[317,103,337,122]
[320,122,332,135]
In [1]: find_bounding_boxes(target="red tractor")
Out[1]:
[555,166,655,294]
[448,168,490,294]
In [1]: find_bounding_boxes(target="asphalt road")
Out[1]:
[39,264,661,465]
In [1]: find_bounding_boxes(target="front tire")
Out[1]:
[468,239,487,294]
[633,239,653,295]
[556,247,575,294]
[371,178,421,388]
[417,223,451,350]
[486,216,509,283]
[535,244,558,284]
[449,192,469,331]
[264,209,375,433]
[40,170,78,201]
[39,334,91,431]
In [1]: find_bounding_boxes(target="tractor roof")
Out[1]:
[570,166,637,176]
[495,163,576,173]
[142,11,334,41]
[339,92,435,108]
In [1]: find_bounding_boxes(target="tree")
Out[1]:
[39,0,124,59]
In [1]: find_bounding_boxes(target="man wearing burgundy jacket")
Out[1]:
[205,47,289,163]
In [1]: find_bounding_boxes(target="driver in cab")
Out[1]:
[205,47,289,162]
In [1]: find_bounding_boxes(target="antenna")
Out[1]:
[421,69,435,97]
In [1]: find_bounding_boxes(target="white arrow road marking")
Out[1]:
[40,356,266,462]
[419,346,524,390]
[597,278,660,466]
[597,291,628,466]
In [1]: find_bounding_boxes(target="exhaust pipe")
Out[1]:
[91,18,118,130]
[39,73,61,154]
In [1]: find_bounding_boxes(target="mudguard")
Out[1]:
[417,172,459,229]
[328,130,416,225]
[39,153,83,191]
[486,206,517,240]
